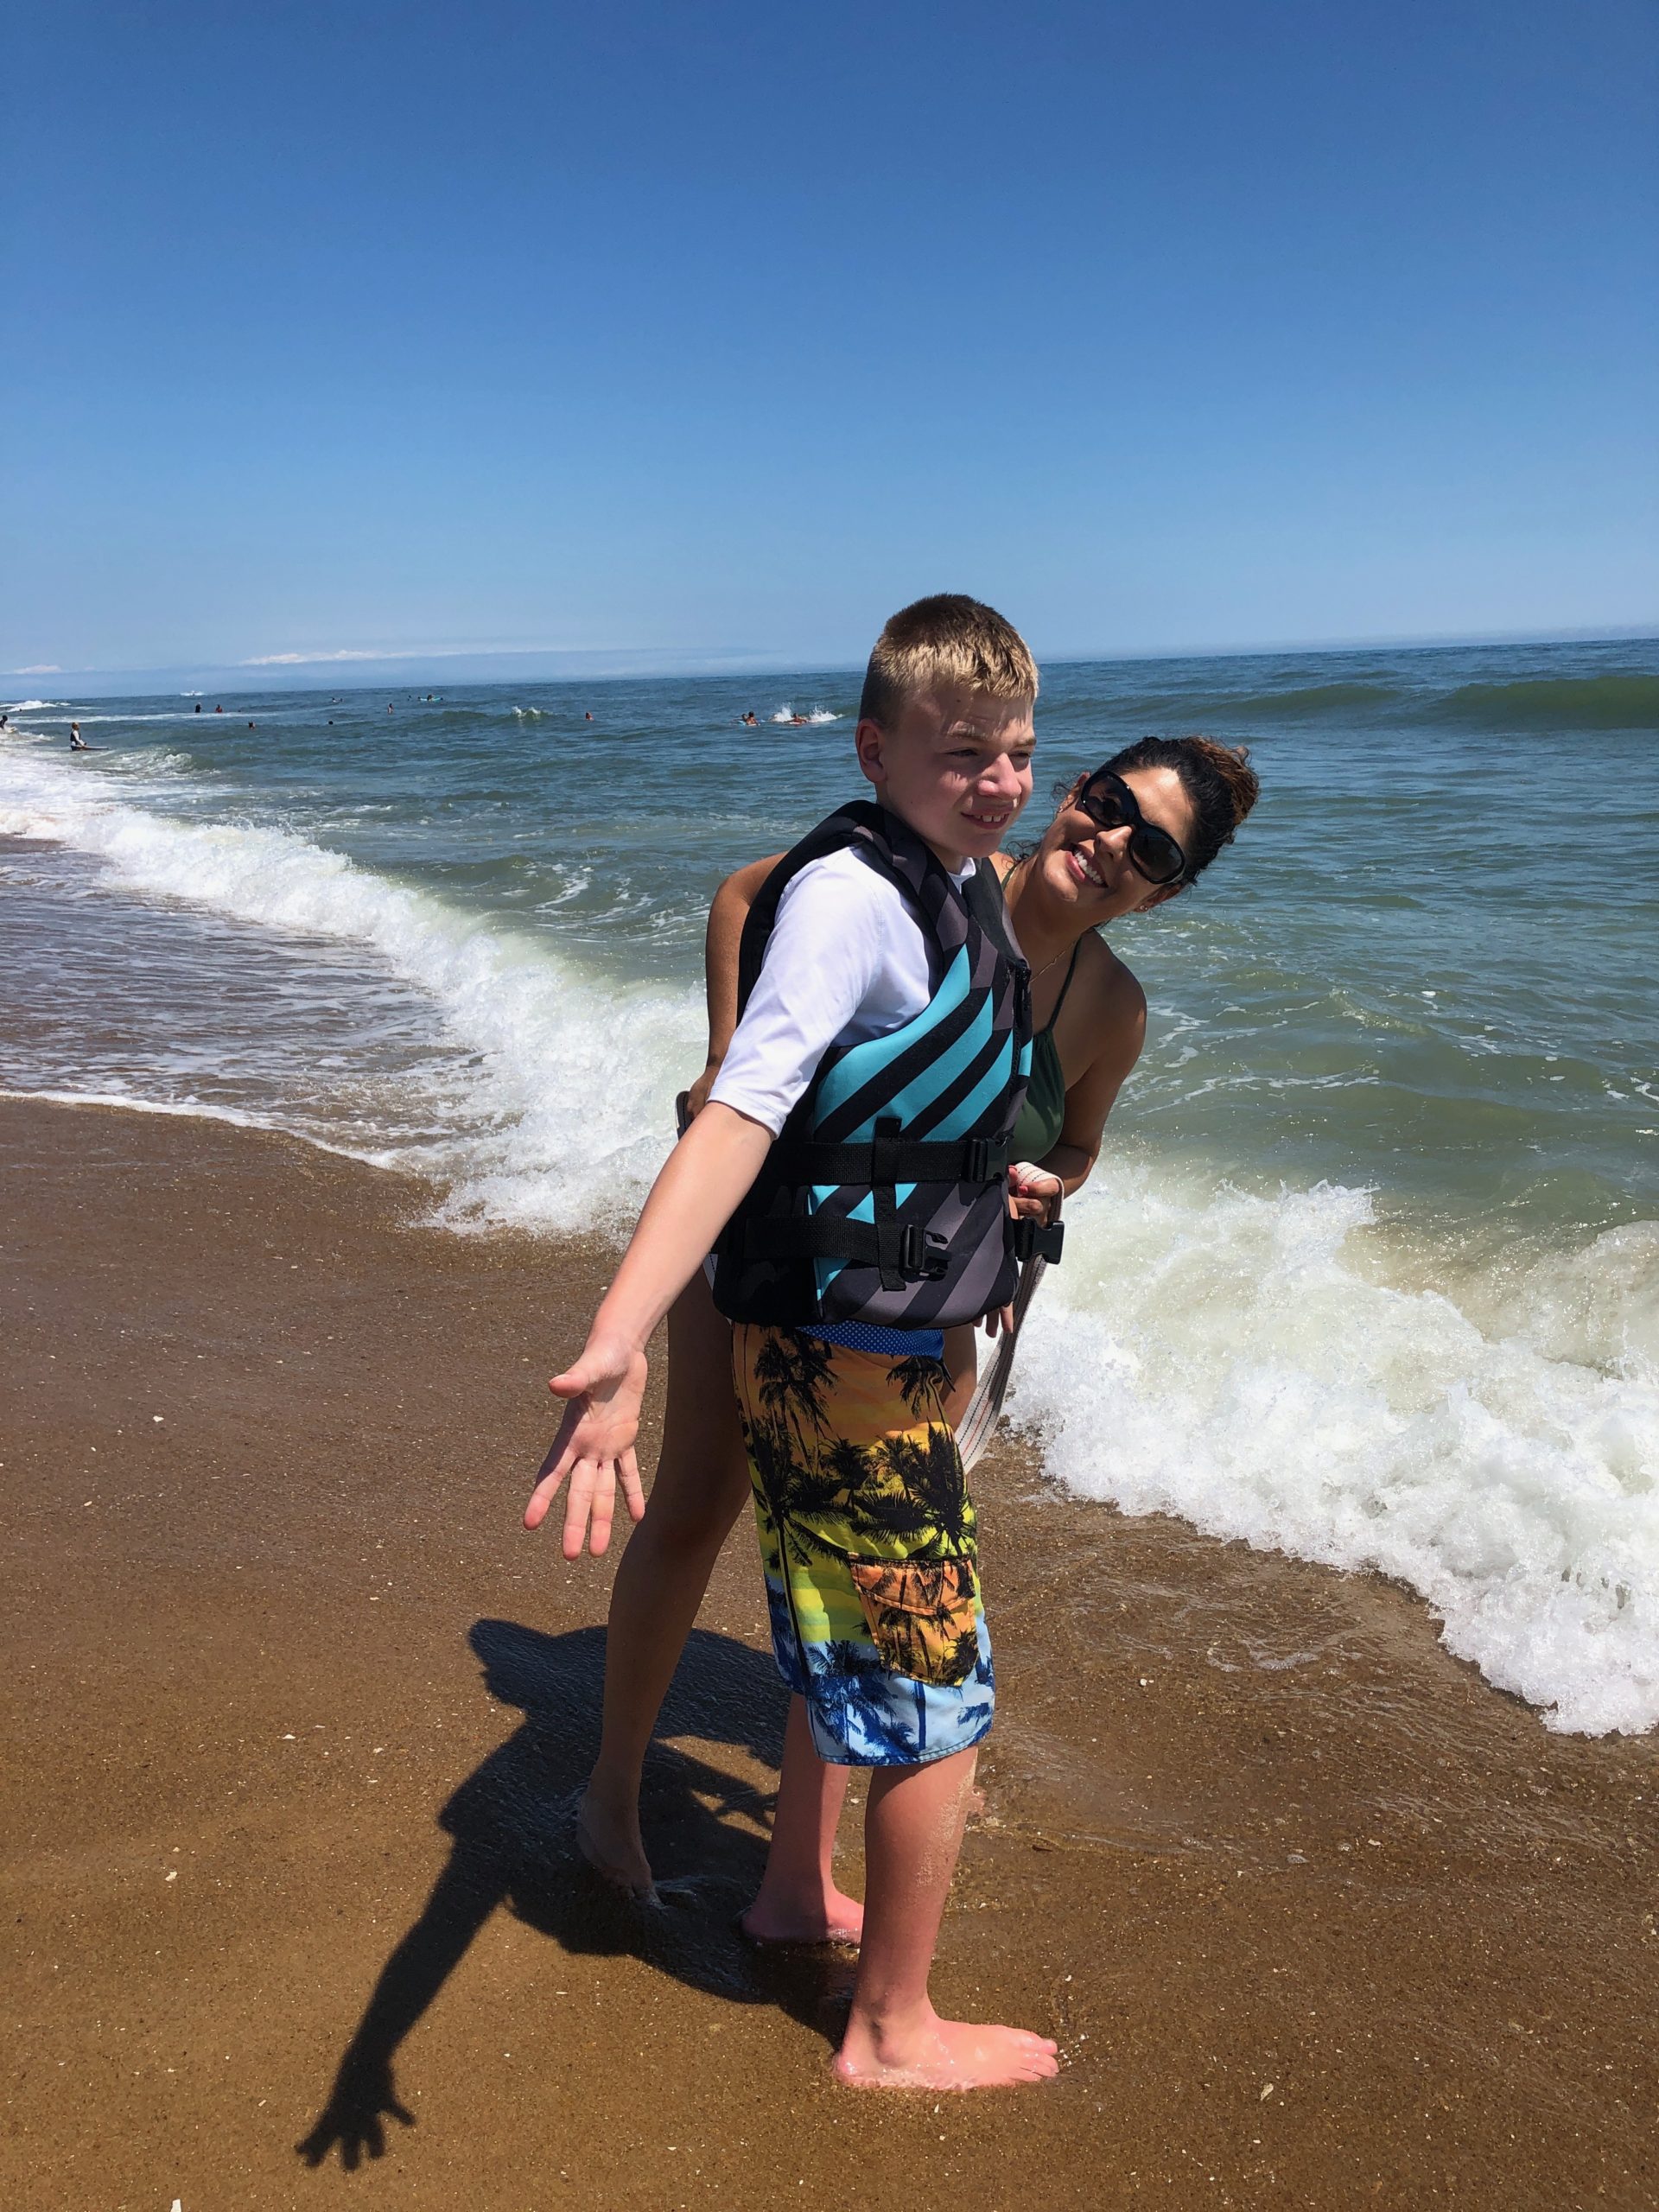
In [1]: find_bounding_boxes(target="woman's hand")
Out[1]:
[683,1062,718,1120]
[1007,1160,1063,1220]
[524,1332,650,1560]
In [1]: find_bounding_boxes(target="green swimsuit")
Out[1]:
[1011,941,1082,1160]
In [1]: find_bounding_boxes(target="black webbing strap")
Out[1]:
[871,1117,904,1290]
[765,1135,1008,1185]
[742,1216,883,1264]
[741,1212,949,1281]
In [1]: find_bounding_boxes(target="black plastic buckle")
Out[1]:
[963,1136,992,1182]
[1013,1217,1065,1266]
[898,1223,950,1281]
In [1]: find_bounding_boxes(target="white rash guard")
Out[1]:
[708,843,976,1136]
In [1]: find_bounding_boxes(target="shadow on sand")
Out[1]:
[298,1617,849,2171]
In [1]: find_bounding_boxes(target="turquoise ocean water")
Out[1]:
[3,639,1656,1732]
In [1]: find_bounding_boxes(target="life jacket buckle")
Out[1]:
[963,1136,993,1182]
[898,1223,951,1281]
[1013,1217,1065,1266]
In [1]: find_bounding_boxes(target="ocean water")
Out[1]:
[3,640,1657,1734]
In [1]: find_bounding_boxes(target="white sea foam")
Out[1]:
[0,747,700,1234]
[1007,1166,1659,1735]
[3,699,67,712]
[0,1084,389,1162]
[767,704,841,724]
[5,740,1658,1736]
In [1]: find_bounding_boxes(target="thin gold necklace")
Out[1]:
[1008,857,1072,983]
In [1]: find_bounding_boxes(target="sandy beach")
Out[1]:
[3,1092,1656,2210]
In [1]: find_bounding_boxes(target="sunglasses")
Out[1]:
[1073,771,1188,887]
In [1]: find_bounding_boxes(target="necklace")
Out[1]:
[1007,857,1073,983]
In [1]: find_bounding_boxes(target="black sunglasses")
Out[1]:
[1073,771,1188,887]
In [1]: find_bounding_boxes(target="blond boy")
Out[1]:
[527,596,1060,2089]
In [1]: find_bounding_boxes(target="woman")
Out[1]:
[575,735,1258,1897]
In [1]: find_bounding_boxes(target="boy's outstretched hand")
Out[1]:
[524,1332,650,1559]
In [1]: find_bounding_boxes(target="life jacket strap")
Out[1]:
[765,1135,1009,1185]
[740,1212,954,1283]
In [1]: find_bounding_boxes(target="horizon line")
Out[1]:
[6,620,1657,694]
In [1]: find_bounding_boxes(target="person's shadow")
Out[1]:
[298,1618,845,2171]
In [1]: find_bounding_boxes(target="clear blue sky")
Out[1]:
[5,0,1656,677]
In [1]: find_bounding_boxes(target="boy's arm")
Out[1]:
[524,1103,773,1557]
[531,853,886,1556]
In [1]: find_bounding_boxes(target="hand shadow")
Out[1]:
[299,1617,844,2171]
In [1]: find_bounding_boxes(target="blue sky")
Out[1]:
[5,0,1655,678]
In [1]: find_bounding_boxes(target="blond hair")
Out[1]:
[857,594,1039,728]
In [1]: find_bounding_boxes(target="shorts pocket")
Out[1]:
[848,1557,980,1688]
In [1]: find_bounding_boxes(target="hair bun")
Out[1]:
[1178,737,1260,831]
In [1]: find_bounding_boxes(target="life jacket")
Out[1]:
[711,801,1061,1331]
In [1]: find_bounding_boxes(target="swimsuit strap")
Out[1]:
[1044,939,1084,1032]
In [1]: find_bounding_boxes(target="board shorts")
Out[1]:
[731,1322,995,1768]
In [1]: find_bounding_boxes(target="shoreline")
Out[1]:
[4,1094,1656,2209]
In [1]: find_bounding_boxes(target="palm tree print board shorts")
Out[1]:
[731,1323,995,1768]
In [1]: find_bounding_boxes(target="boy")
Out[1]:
[526,595,1061,2090]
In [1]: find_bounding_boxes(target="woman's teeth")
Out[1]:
[1070,848,1106,888]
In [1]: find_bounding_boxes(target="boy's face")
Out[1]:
[855,683,1035,870]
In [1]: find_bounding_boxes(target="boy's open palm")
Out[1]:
[524,1335,649,1559]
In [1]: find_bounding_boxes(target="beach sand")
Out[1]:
[3,1093,1656,2210]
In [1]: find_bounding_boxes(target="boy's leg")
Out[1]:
[579,1273,753,1893]
[741,1694,863,1945]
[836,1746,1058,2090]
[939,1323,978,1430]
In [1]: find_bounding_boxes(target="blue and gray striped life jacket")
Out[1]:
[712,801,1059,1332]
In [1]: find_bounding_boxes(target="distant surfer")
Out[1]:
[214,704,224,714]
[194,702,202,713]
[585,711,594,721]
[68,722,88,751]
[741,711,759,727]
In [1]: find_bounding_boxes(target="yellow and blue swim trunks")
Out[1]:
[731,1321,995,1768]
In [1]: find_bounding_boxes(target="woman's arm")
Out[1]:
[685,854,785,1118]
[1031,950,1148,1197]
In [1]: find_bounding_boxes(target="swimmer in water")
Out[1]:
[68,722,88,751]
[194,702,202,713]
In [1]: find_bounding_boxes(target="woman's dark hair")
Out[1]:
[1090,734,1259,883]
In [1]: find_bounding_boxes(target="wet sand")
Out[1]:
[3,1094,1656,2210]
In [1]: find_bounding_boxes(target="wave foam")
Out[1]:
[0,748,700,1233]
[0,1084,389,1163]
[1010,1168,1659,1735]
[6,740,1657,1737]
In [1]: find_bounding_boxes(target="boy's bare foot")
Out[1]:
[575,1789,655,1897]
[740,1883,865,1947]
[834,2008,1059,2090]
